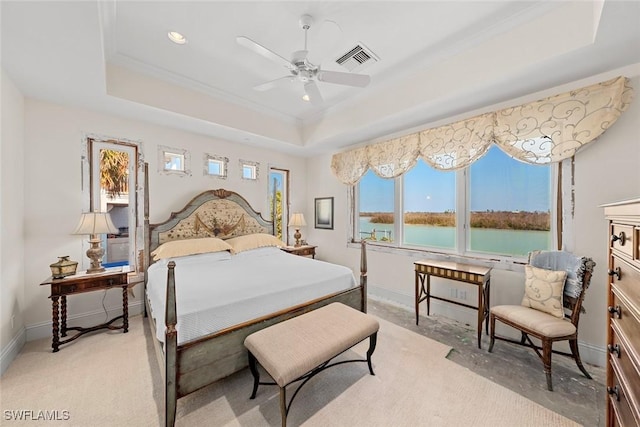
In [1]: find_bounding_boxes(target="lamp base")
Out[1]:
[294,229,302,247]
[86,237,106,274]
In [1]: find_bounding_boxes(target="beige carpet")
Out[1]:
[0,315,579,426]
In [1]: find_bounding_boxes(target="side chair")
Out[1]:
[488,250,596,391]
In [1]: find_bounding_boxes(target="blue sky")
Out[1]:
[360,146,550,212]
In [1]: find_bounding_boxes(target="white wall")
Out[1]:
[20,99,307,341]
[0,69,26,374]
[306,72,640,367]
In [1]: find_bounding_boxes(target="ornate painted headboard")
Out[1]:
[146,189,274,265]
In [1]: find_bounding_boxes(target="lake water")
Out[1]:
[359,219,551,257]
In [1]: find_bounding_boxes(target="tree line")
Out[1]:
[361,211,550,231]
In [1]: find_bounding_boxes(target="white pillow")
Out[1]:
[151,237,233,261]
[225,233,284,253]
[521,265,567,318]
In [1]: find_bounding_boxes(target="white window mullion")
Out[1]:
[395,176,403,246]
[456,168,467,255]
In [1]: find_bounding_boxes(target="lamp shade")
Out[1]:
[289,213,307,228]
[72,212,119,235]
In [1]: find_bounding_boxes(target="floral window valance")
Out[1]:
[331,76,634,185]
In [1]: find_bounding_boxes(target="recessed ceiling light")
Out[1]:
[167,31,187,45]
[302,94,310,102]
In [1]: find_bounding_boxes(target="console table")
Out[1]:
[40,269,129,352]
[414,259,491,349]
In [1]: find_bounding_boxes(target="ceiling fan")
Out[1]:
[236,14,371,105]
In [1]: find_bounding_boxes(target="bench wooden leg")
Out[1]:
[366,332,377,375]
[248,352,260,399]
[279,386,287,427]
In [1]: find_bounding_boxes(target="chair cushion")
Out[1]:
[491,305,576,338]
[521,265,566,318]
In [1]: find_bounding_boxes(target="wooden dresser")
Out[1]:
[603,199,640,426]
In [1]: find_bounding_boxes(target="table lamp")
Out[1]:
[289,213,307,247]
[73,211,119,274]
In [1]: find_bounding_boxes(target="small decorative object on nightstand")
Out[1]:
[281,244,317,259]
[289,213,307,247]
[49,256,78,278]
[73,211,119,274]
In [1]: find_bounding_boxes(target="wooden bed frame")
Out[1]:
[144,183,368,426]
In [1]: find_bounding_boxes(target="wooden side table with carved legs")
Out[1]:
[40,270,129,352]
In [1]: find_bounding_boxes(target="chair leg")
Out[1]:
[520,332,527,345]
[569,338,592,380]
[542,339,553,391]
[488,314,496,352]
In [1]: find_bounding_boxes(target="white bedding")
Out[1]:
[146,247,358,345]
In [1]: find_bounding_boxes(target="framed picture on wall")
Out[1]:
[314,197,334,230]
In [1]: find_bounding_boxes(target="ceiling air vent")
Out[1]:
[335,43,379,72]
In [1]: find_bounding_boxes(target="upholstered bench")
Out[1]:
[244,302,380,427]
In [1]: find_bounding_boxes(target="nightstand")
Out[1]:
[281,245,317,259]
[40,269,129,352]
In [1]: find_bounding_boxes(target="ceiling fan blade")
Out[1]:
[317,70,371,87]
[304,81,324,105]
[236,36,295,71]
[253,76,296,91]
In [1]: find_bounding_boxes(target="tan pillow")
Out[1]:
[226,233,284,253]
[521,265,567,318]
[151,238,233,261]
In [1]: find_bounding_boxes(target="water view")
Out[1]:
[359,218,551,257]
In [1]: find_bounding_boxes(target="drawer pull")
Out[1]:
[611,231,627,246]
[608,305,622,319]
[607,344,621,358]
[607,385,620,401]
[607,267,621,280]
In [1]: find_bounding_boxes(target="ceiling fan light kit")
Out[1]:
[236,14,372,105]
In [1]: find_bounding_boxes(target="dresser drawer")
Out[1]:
[610,256,640,321]
[609,353,640,427]
[611,287,640,344]
[610,324,640,414]
[611,223,635,259]
[608,380,638,427]
[51,273,128,295]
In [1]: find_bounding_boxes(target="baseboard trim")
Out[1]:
[25,301,145,342]
[0,327,26,377]
[368,283,606,368]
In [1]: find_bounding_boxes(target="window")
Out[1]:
[355,146,554,260]
[240,160,259,180]
[269,168,289,243]
[204,154,228,179]
[468,146,551,256]
[158,145,190,175]
[83,137,144,280]
[403,161,456,249]
[165,152,184,171]
[358,170,394,242]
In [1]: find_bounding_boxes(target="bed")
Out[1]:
[143,186,368,427]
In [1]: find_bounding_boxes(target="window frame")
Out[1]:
[158,145,190,176]
[240,159,259,181]
[350,158,562,265]
[204,153,228,179]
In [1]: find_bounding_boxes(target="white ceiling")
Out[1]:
[2,1,640,157]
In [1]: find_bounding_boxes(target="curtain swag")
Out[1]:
[331,76,634,185]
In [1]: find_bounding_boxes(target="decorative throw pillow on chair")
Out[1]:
[521,265,567,318]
